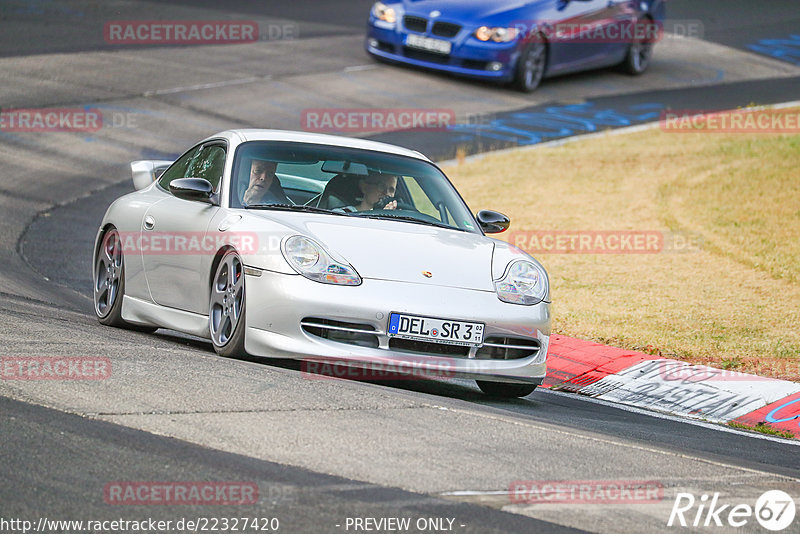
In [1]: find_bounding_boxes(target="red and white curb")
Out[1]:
[545,335,800,437]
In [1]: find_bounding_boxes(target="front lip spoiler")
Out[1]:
[302,358,547,385]
[297,356,547,385]
[366,44,513,80]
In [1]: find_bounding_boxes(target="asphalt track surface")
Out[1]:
[1,396,578,533]
[2,1,800,533]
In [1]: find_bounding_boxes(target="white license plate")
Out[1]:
[387,313,484,347]
[405,34,452,55]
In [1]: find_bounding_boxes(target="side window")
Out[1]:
[186,145,227,192]
[157,146,201,191]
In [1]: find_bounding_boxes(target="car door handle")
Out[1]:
[143,215,155,230]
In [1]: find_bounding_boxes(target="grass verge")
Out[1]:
[727,421,795,440]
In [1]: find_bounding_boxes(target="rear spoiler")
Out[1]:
[131,160,173,190]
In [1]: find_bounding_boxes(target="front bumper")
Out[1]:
[366,22,521,82]
[243,270,550,384]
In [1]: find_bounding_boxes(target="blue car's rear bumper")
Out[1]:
[365,23,521,83]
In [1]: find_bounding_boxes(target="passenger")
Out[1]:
[355,173,398,211]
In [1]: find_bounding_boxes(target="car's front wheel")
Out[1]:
[476,380,537,398]
[93,226,155,332]
[209,249,247,358]
[513,40,547,93]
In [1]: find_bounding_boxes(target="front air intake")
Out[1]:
[301,318,379,348]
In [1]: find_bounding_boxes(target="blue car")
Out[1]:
[366,0,666,92]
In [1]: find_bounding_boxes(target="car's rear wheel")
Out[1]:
[621,18,655,75]
[209,249,247,358]
[93,227,156,332]
[513,40,547,93]
[476,380,537,398]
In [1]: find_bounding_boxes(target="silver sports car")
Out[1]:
[93,130,551,398]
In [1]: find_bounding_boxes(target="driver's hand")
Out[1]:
[243,184,265,205]
[383,200,397,210]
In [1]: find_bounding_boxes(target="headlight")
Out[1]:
[281,236,361,286]
[372,2,397,24]
[494,260,548,305]
[475,26,518,42]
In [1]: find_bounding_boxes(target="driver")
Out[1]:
[355,173,397,211]
[242,158,290,206]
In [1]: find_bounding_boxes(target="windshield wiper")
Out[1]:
[244,203,346,216]
[351,213,462,231]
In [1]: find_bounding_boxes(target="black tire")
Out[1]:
[620,18,655,75]
[93,227,157,332]
[209,249,248,358]
[476,380,537,398]
[513,39,547,93]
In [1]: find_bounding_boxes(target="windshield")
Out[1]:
[230,141,480,233]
